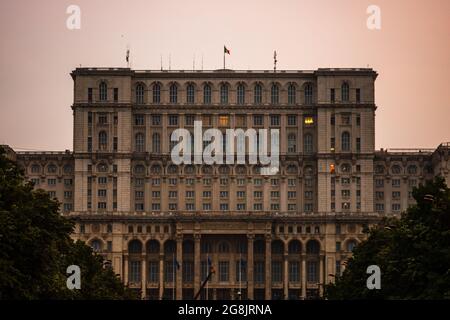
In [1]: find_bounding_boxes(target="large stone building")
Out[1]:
[7,67,450,300]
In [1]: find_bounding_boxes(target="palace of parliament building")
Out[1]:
[5,67,450,300]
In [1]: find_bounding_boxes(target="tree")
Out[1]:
[0,147,137,299]
[325,177,450,299]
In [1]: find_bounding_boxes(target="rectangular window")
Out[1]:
[271,261,283,283]
[218,261,229,282]
[235,260,247,282]
[151,203,161,211]
[185,114,195,126]
[88,88,93,103]
[253,203,263,211]
[202,203,211,210]
[289,261,300,283]
[129,261,141,283]
[148,261,159,283]
[356,138,361,152]
[330,88,335,103]
[219,115,229,127]
[48,179,56,185]
[168,115,178,126]
[253,115,263,126]
[98,202,107,209]
[134,114,144,126]
[152,115,161,125]
[220,203,229,211]
[287,115,297,126]
[270,115,280,126]
[254,191,263,198]
[356,88,361,103]
[113,88,118,102]
[288,203,296,211]
[254,261,265,284]
[392,179,401,187]
[182,261,194,283]
[392,203,401,211]
[98,189,107,197]
[64,191,73,198]
[186,203,195,211]
[135,203,144,211]
[307,261,318,283]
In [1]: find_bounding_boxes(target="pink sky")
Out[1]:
[0,0,449,151]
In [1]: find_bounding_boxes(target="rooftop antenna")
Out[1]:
[273,50,277,72]
[160,55,163,71]
[193,54,195,71]
[169,54,171,71]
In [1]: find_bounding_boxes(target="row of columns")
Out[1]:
[123,235,325,300]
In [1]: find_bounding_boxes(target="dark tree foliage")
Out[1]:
[0,147,137,299]
[325,177,450,299]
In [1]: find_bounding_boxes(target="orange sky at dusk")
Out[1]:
[0,0,449,151]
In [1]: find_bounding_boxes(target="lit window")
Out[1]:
[304,116,314,125]
[219,115,229,127]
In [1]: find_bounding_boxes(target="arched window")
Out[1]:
[186,83,195,103]
[151,165,161,174]
[341,163,351,173]
[136,84,144,104]
[63,164,72,174]
[134,164,145,174]
[391,165,402,175]
[152,83,161,103]
[169,83,178,103]
[99,131,108,150]
[167,165,178,174]
[237,84,245,104]
[31,164,41,173]
[375,165,385,174]
[97,163,108,172]
[271,241,284,254]
[47,164,57,174]
[407,165,417,175]
[164,240,176,254]
[304,134,313,153]
[91,239,102,253]
[99,82,107,101]
[306,240,320,254]
[135,133,145,152]
[271,83,279,104]
[152,133,161,153]
[220,83,228,104]
[287,164,297,174]
[128,240,142,254]
[341,132,351,151]
[288,134,297,153]
[254,83,262,104]
[147,240,160,254]
[203,84,211,104]
[346,240,357,252]
[341,82,349,102]
[288,84,296,104]
[304,83,313,104]
[288,240,301,254]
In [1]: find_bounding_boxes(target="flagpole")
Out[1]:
[206,253,209,300]
[223,50,225,69]
[239,253,242,300]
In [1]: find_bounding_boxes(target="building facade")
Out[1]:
[9,67,450,300]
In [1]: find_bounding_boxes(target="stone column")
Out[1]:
[283,248,289,300]
[194,234,201,296]
[176,236,183,300]
[141,254,147,299]
[247,235,254,300]
[301,253,306,299]
[159,252,164,300]
[319,254,324,296]
[124,254,129,286]
[264,235,272,300]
